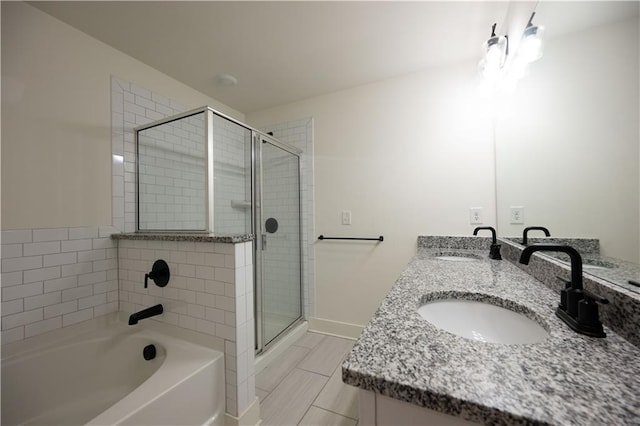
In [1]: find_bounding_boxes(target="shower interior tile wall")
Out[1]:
[137,113,207,230]
[1,227,119,344]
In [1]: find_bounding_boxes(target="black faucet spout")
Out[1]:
[473,226,501,260]
[522,226,551,245]
[519,243,582,289]
[128,304,163,325]
[473,226,496,244]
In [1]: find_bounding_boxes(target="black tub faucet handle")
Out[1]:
[145,259,170,288]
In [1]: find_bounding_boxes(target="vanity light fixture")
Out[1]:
[479,13,545,92]
[479,23,508,81]
[519,12,545,63]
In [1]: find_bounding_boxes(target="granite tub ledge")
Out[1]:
[111,232,254,243]
[342,245,640,425]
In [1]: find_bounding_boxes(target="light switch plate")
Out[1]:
[342,210,352,225]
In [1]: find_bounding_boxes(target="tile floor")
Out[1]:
[257,332,359,426]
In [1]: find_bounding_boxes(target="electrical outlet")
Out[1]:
[342,210,352,225]
[469,207,483,224]
[510,206,524,224]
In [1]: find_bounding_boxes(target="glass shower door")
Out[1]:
[256,136,302,350]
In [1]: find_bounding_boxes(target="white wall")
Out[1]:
[495,18,639,262]
[248,63,496,328]
[1,2,243,230]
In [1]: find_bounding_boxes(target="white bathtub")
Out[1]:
[2,316,225,425]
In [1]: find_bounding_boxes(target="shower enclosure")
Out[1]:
[135,106,303,354]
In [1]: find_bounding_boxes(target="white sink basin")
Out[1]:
[417,299,549,344]
[432,252,481,262]
[434,256,477,262]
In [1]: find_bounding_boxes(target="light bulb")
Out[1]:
[520,25,544,63]
[482,36,507,67]
[480,34,507,81]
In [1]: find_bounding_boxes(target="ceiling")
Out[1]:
[30,1,639,114]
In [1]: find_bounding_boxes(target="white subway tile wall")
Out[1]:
[118,239,255,416]
[1,226,119,344]
[111,77,190,233]
[137,113,207,230]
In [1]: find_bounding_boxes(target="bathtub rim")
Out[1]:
[2,312,225,361]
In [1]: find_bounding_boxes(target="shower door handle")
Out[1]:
[262,234,267,251]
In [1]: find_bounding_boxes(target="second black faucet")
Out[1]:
[522,226,551,245]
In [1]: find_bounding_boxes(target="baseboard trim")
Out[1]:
[308,317,364,339]
[225,396,261,426]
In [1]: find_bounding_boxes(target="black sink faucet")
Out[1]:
[129,304,163,325]
[519,244,608,338]
[472,226,501,260]
[522,226,550,245]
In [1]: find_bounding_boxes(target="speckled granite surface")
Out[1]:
[504,237,600,255]
[112,232,254,243]
[418,235,493,250]
[343,239,640,425]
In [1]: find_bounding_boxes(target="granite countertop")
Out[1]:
[111,232,253,243]
[342,246,640,425]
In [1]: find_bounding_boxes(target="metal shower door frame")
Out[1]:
[252,131,304,355]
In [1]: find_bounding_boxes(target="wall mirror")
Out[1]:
[494,1,640,292]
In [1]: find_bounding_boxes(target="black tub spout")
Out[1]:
[128,304,163,325]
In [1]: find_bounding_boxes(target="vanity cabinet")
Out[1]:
[358,390,479,426]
